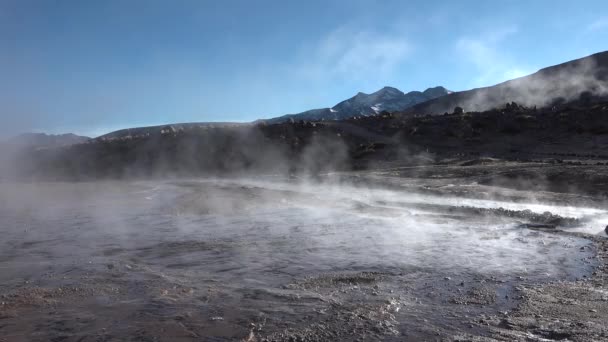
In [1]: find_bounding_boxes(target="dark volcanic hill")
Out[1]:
[264,86,450,124]
[7,96,608,182]
[403,51,608,115]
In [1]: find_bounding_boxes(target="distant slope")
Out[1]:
[6,133,90,148]
[264,86,450,124]
[97,122,250,140]
[0,133,90,179]
[403,51,608,115]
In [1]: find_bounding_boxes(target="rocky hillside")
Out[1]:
[6,96,608,182]
[404,51,608,115]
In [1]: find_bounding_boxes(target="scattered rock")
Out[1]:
[518,223,556,230]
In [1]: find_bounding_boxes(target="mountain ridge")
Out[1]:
[263,86,450,124]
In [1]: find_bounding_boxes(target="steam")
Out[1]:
[480,54,608,108]
[2,177,604,291]
[291,26,411,83]
[587,17,608,32]
[419,51,608,114]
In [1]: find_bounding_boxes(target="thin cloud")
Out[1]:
[587,17,608,32]
[293,26,411,82]
[455,26,532,88]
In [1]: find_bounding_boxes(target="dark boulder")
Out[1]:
[453,106,464,115]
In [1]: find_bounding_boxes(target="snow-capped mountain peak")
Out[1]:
[329,86,448,116]
[263,85,450,123]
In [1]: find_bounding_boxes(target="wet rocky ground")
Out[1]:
[0,160,607,341]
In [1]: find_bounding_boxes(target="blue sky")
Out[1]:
[1,0,607,137]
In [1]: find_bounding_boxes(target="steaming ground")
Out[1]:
[1,167,607,341]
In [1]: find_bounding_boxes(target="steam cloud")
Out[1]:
[413,52,608,114]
